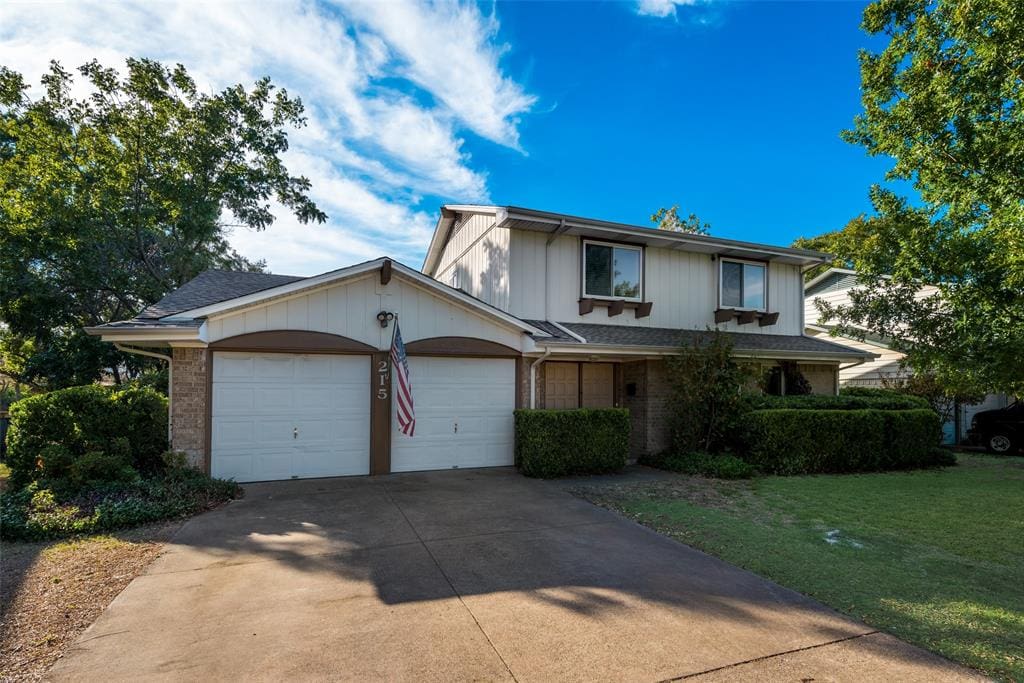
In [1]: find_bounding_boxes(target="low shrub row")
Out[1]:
[745,392,931,411]
[514,408,630,478]
[645,451,755,479]
[0,465,241,541]
[743,408,944,474]
[6,384,168,485]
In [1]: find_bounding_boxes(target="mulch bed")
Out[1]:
[0,522,181,681]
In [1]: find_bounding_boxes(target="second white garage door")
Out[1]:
[211,352,370,482]
[390,357,515,473]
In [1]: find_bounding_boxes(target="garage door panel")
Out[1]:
[390,357,514,473]
[211,352,370,482]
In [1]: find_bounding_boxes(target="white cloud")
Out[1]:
[635,0,699,18]
[0,0,532,275]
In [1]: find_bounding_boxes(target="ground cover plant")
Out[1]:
[575,454,1024,681]
[2,384,240,540]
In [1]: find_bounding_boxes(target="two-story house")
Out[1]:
[87,204,871,482]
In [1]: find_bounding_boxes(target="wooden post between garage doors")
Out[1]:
[370,351,392,475]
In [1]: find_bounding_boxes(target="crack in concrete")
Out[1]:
[662,630,881,681]
[382,480,520,683]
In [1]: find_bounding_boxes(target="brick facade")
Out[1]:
[171,348,208,470]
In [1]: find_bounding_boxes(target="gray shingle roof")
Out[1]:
[138,270,306,319]
[522,320,578,341]
[555,322,871,357]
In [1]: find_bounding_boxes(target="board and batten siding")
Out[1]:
[204,274,523,351]
[507,230,805,336]
[434,213,510,311]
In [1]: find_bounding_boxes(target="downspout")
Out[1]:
[529,349,552,409]
[115,343,173,442]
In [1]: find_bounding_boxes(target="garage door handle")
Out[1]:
[293,427,298,439]
[454,422,458,434]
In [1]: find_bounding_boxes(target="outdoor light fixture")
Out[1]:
[376,310,395,328]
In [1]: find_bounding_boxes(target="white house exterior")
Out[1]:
[88,205,872,482]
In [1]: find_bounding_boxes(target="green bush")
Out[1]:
[6,384,168,484]
[69,451,139,487]
[745,392,931,411]
[653,451,755,479]
[741,408,943,475]
[515,408,630,478]
[0,469,242,542]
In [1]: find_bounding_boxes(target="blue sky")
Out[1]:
[1,0,896,275]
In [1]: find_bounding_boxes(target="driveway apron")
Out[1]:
[47,469,982,682]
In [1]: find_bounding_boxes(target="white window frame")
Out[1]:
[719,257,768,312]
[581,239,644,302]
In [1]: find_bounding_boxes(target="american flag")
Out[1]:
[390,321,415,437]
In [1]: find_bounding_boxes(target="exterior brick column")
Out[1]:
[170,348,209,470]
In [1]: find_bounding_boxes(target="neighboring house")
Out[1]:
[804,266,1010,442]
[87,205,872,482]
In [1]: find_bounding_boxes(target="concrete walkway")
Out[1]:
[49,469,982,682]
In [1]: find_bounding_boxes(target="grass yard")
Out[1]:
[576,454,1024,681]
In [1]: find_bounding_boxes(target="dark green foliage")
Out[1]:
[742,408,943,475]
[69,451,138,487]
[1,59,325,388]
[649,451,755,480]
[6,384,168,484]
[514,409,630,478]
[746,392,931,411]
[0,469,242,541]
[666,330,754,453]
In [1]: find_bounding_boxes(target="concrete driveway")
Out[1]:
[49,469,980,682]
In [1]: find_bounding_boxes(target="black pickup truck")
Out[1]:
[967,401,1023,454]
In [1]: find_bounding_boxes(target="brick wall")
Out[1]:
[644,360,673,455]
[171,348,208,470]
[799,363,839,395]
[619,361,647,459]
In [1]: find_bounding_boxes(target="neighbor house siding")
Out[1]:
[204,274,523,352]
[508,231,804,336]
[434,213,510,310]
[170,347,208,470]
[804,329,906,386]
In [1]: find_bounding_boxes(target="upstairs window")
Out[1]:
[583,241,642,300]
[720,259,766,310]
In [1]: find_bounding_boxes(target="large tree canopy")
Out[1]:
[801,0,1023,396]
[0,59,326,388]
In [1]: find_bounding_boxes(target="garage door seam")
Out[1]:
[382,484,519,683]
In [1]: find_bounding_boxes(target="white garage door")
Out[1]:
[211,352,370,482]
[390,357,515,473]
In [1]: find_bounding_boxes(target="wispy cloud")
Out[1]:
[0,0,534,275]
[635,0,700,18]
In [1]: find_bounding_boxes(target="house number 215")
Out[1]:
[376,359,389,400]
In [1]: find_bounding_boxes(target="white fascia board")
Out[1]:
[168,257,548,338]
[529,342,875,362]
[85,325,206,345]
[499,208,830,266]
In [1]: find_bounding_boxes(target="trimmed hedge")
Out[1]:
[514,408,630,478]
[745,393,931,411]
[651,451,755,479]
[742,408,943,474]
[6,384,168,484]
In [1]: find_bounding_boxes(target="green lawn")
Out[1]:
[579,454,1024,681]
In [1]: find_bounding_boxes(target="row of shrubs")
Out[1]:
[513,388,947,480]
[2,384,240,541]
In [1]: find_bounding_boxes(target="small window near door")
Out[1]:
[583,241,642,300]
[720,259,766,310]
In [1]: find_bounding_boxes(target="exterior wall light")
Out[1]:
[376,310,395,328]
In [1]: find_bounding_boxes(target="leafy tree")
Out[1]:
[665,330,753,453]
[1,59,326,388]
[651,205,711,235]
[807,0,1024,396]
